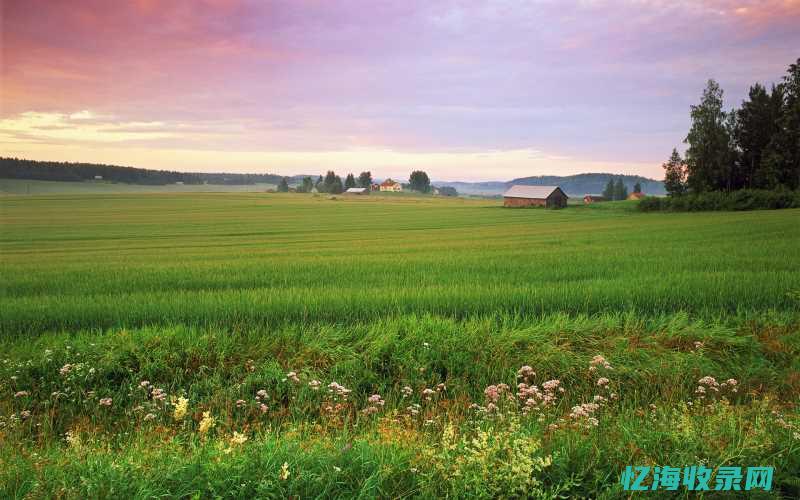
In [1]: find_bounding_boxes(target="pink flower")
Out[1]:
[99,397,113,407]
[596,377,610,387]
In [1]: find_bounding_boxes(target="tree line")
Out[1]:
[601,178,642,200]
[663,58,800,196]
[278,169,455,195]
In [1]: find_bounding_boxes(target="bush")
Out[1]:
[637,189,800,212]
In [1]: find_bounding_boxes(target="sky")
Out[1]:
[2,0,799,181]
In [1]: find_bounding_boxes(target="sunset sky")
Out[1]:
[2,1,799,181]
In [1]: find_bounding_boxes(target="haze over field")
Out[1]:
[3,1,799,180]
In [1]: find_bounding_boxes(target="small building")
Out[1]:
[627,192,646,200]
[370,183,381,191]
[380,179,403,192]
[345,187,368,195]
[583,194,606,204]
[502,185,568,208]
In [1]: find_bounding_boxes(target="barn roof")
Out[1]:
[345,187,367,193]
[380,179,400,187]
[503,185,567,199]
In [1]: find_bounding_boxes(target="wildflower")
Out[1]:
[144,413,157,421]
[99,397,113,407]
[198,411,216,435]
[333,466,342,472]
[230,431,248,446]
[173,396,189,421]
[589,355,613,370]
[259,403,268,413]
[517,365,536,380]
[151,388,167,402]
[285,371,300,383]
[327,382,351,399]
[308,379,321,390]
[423,342,430,348]
[65,430,81,448]
[587,417,599,427]
[59,364,73,376]
[401,386,413,398]
[235,399,247,408]
[139,380,150,388]
[256,389,268,400]
[20,410,31,420]
[14,391,29,398]
[279,462,290,480]
[421,388,436,401]
[596,377,610,387]
[436,383,446,392]
[407,403,421,416]
[484,385,500,402]
[542,380,561,391]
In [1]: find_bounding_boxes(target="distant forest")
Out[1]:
[0,157,297,186]
[509,173,665,196]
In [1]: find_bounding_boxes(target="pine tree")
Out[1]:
[663,148,687,196]
[277,177,289,192]
[357,171,372,188]
[633,182,642,193]
[684,79,734,192]
[602,178,615,199]
[345,173,356,189]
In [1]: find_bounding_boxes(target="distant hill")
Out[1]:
[435,173,664,197]
[0,157,306,186]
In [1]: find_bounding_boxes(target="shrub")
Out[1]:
[637,189,800,212]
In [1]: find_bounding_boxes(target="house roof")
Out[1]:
[380,179,399,187]
[346,187,367,193]
[503,185,567,199]
[628,192,646,199]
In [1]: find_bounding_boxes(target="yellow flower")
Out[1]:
[230,431,248,446]
[279,462,290,480]
[198,411,216,435]
[173,396,189,421]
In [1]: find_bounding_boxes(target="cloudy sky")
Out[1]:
[2,0,799,181]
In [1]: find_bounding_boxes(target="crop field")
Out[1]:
[2,193,800,498]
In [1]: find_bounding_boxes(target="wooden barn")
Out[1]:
[627,192,646,200]
[503,185,568,208]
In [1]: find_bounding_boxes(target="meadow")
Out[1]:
[1,192,799,498]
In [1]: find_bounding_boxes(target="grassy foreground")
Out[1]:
[1,193,799,497]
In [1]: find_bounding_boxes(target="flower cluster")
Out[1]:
[362,394,385,415]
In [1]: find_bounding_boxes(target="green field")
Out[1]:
[2,193,799,498]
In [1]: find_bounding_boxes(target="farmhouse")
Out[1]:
[380,179,403,192]
[627,192,646,200]
[370,183,381,191]
[345,187,368,195]
[583,194,606,204]
[503,185,568,208]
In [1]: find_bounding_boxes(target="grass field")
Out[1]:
[2,192,799,498]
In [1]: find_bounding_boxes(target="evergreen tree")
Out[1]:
[663,148,687,196]
[300,176,313,193]
[602,178,615,199]
[345,173,356,189]
[736,83,782,188]
[684,79,734,192]
[633,182,642,193]
[408,170,431,192]
[315,175,324,192]
[330,176,344,194]
[357,171,372,188]
[613,178,627,200]
[277,177,289,192]
[322,171,338,193]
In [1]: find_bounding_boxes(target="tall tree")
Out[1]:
[357,171,372,188]
[315,175,324,192]
[633,182,642,194]
[408,170,431,193]
[736,83,782,189]
[277,177,289,192]
[300,176,313,193]
[323,171,338,193]
[663,148,687,196]
[684,79,734,192]
[613,178,627,200]
[602,178,615,199]
[770,57,800,189]
[330,176,344,194]
[345,173,356,189]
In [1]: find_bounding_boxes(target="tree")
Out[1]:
[613,178,627,200]
[602,178,615,199]
[764,57,800,190]
[408,170,431,193]
[330,176,344,194]
[684,79,735,192]
[357,171,372,188]
[633,182,642,194]
[298,176,313,193]
[345,173,356,189]
[315,175,324,192]
[663,148,687,196]
[277,177,289,192]
[736,83,782,189]
[438,186,458,197]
